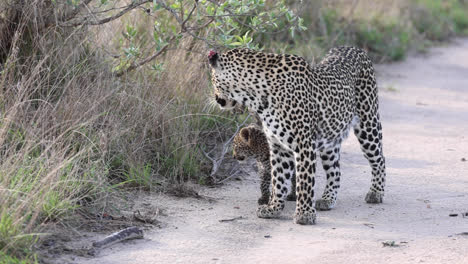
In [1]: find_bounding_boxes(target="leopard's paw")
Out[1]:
[293,210,316,225]
[256,205,281,219]
[365,191,383,204]
[315,198,336,211]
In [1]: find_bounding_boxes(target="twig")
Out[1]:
[115,35,176,77]
[92,226,144,249]
[217,169,242,184]
[201,113,251,182]
[219,216,243,222]
[63,0,152,27]
[180,1,197,31]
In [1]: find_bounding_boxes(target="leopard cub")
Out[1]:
[233,125,296,205]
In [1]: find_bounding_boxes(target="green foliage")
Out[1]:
[0,214,20,248]
[410,0,468,41]
[0,214,36,261]
[42,191,77,221]
[111,0,303,73]
[355,18,411,61]
[451,7,468,33]
[160,148,200,181]
[121,163,154,189]
[270,0,468,62]
[0,252,37,264]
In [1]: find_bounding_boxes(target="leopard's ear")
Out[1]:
[239,127,250,144]
[208,50,218,67]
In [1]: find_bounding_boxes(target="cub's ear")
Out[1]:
[208,50,218,67]
[240,127,250,144]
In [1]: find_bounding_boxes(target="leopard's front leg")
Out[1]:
[293,144,317,225]
[256,142,294,218]
[256,160,271,205]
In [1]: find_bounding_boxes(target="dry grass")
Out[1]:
[0,2,225,261]
[0,0,246,259]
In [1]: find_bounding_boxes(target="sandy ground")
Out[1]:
[74,39,468,264]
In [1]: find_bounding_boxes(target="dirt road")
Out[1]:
[77,39,468,264]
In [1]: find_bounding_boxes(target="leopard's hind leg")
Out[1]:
[316,143,342,210]
[354,55,386,203]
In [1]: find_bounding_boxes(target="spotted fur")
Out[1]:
[209,47,386,225]
[233,125,296,205]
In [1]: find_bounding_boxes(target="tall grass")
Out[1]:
[0,2,232,261]
[0,20,115,258]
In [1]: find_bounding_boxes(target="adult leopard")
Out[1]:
[208,47,386,225]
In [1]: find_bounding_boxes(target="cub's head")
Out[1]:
[208,49,275,110]
[232,125,269,162]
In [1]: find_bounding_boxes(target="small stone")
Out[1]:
[449,213,458,217]
[461,157,466,162]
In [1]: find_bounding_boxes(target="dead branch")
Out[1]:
[219,216,243,222]
[217,168,242,184]
[115,35,176,77]
[201,113,251,183]
[92,226,144,249]
[63,0,151,27]
[60,0,94,23]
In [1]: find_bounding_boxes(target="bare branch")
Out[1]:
[154,0,184,25]
[201,113,252,183]
[181,2,198,31]
[217,169,242,184]
[63,0,151,27]
[61,0,94,22]
[115,35,176,77]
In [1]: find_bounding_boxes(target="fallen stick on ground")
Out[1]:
[219,216,243,223]
[92,227,144,249]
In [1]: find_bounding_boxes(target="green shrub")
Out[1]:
[355,18,412,61]
[0,252,37,264]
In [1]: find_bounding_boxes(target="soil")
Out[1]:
[54,39,468,264]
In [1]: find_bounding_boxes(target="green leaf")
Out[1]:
[153,1,163,10]
[170,2,181,10]
[243,30,250,40]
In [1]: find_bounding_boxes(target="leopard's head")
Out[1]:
[232,125,269,163]
[208,49,275,110]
